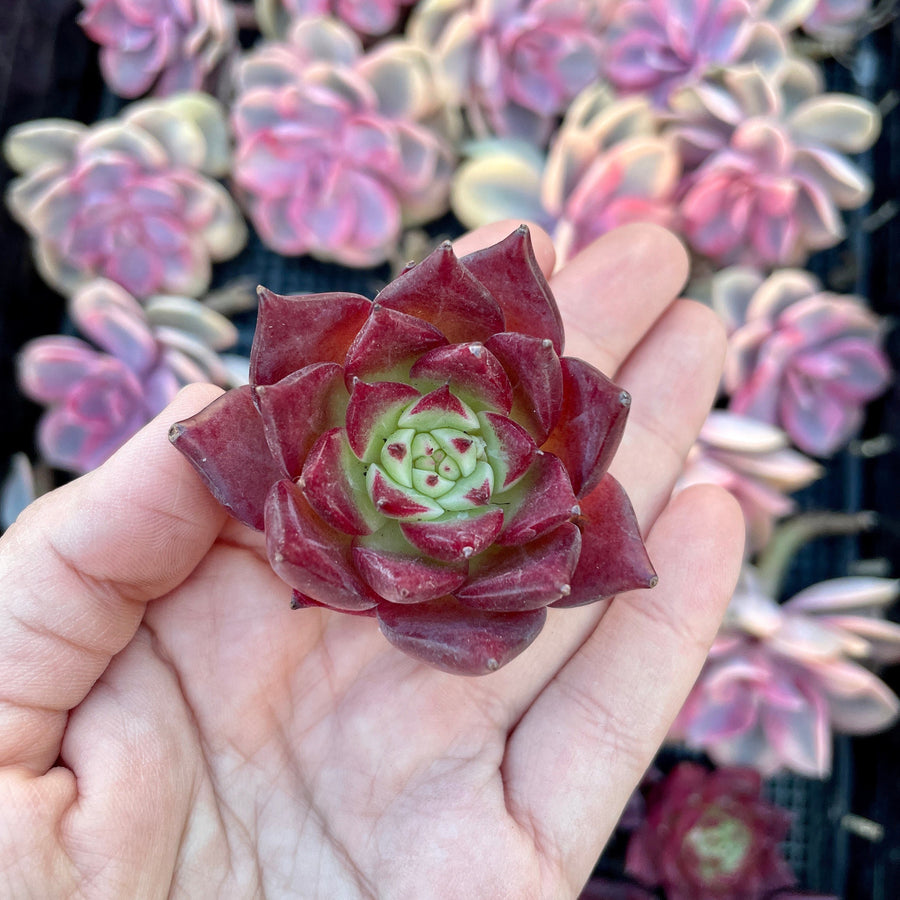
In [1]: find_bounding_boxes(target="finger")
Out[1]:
[0,383,228,772]
[503,485,745,894]
[552,223,690,375]
[452,218,557,277]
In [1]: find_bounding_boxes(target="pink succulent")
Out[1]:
[678,410,823,552]
[625,762,796,900]
[452,86,679,264]
[409,0,606,144]
[231,18,458,267]
[671,567,900,777]
[801,0,873,40]
[254,0,416,38]
[602,0,786,106]
[713,267,891,456]
[169,227,657,674]
[17,279,242,474]
[79,0,236,98]
[667,59,881,266]
[4,93,247,299]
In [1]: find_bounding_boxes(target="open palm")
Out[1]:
[0,223,743,899]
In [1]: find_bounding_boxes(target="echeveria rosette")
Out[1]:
[79,0,237,98]
[625,762,797,900]
[254,0,416,38]
[4,92,246,299]
[714,267,891,456]
[231,18,458,267]
[169,228,657,675]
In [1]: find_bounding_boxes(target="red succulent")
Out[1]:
[169,228,656,674]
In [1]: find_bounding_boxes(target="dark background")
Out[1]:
[1,1,898,895]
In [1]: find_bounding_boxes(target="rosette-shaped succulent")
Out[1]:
[18,279,242,474]
[679,410,822,552]
[231,18,457,266]
[170,228,657,674]
[713,267,891,456]
[602,0,786,106]
[254,0,415,38]
[667,59,881,266]
[671,567,900,776]
[452,86,679,264]
[4,92,246,299]
[408,0,606,144]
[625,762,796,900]
[79,0,237,98]
[801,0,873,41]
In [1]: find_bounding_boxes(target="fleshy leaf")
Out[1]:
[397,384,480,432]
[291,590,377,617]
[377,597,547,675]
[367,464,445,520]
[401,506,505,561]
[345,380,422,461]
[478,411,537,490]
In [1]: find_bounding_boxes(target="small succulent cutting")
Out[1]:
[170,227,656,674]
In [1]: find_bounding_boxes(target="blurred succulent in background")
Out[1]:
[713,267,891,456]
[671,566,900,776]
[4,92,247,300]
[254,0,415,38]
[602,0,786,107]
[79,0,237,98]
[667,58,880,267]
[231,17,458,267]
[452,85,679,263]
[678,410,822,552]
[625,761,797,900]
[408,0,606,145]
[18,278,243,474]
[800,0,874,41]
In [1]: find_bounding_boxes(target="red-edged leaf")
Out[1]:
[169,385,282,531]
[352,541,468,604]
[401,506,505,562]
[344,305,446,388]
[409,342,513,414]
[397,384,479,432]
[484,332,563,443]
[377,596,547,675]
[300,428,379,535]
[264,479,381,610]
[479,411,537,489]
[367,466,443,520]
[376,241,505,343]
[251,287,371,387]
[345,380,421,461]
[496,452,578,546]
[552,474,656,608]
[461,224,564,354]
[255,362,348,479]
[455,523,581,611]
[543,357,631,498]
[291,590,377,616]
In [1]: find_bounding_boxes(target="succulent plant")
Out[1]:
[671,566,900,776]
[452,86,680,264]
[18,278,242,474]
[667,58,881,266]
[602,0,786,106]
[678,410,823,552]
[79,0,237,98]
[231,17,458,267]
[254,0,415,38]
[169,227,657,674]
[408,0,606,145]
[712,267,891,456]
[801,0,873,41]
[625,761,797,900]
[4,92,246,299]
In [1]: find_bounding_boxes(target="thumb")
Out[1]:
[0,383,228,773]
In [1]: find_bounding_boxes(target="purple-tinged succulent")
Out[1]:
[678,410,823,552]
[18,278,242,474]
[602,0,786,107]
[667,59,881,267]
[671,566,900,776]
[713,267,891,456]
[170,227,657,675]
[408,0,607,145]
[79,0,237,98]
[4,92,246,299]
[625,762,796,900]
[231,18,458,267]
[801,0,873,41]
[452,86,679,264]
[254,0,416,38]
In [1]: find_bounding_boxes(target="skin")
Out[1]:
[0,222,744,899]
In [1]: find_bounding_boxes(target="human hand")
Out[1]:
[0,223,744,898]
